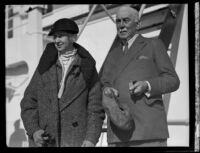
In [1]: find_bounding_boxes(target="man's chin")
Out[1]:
[118,35,128,40]
[118,33,128,39]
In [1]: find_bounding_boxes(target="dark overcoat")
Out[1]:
[20,43,105,147]
[101,35,180,144]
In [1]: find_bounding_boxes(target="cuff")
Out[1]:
[144,81,151,98]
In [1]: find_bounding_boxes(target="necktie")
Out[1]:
[123,42,129,55]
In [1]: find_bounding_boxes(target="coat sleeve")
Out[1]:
[85,66,105,145]
[100,52,115,89]
[147,39,180,97]
[20,68,41,138]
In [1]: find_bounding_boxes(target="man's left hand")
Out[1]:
[81,140,95,147]
[129,81,148,96]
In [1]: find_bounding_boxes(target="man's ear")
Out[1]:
[136,21,141,30]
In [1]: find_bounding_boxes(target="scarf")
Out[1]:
[58,49,77,99]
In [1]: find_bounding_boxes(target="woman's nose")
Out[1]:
[54,37,60,43]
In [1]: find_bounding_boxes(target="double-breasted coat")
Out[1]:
[101,35,180,144]
[20,43,105,147]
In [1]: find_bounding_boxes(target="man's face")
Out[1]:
[116,7,139,41]
[53,31,73,53]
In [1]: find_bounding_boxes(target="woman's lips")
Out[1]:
[55,43,63,48]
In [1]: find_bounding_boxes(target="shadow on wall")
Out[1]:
[8,119,28,147]
[6,60,29,103]
[6,85,16,103]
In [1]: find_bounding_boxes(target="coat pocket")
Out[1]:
[144,96,165,110]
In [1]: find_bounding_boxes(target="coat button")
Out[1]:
[72,122,78,127]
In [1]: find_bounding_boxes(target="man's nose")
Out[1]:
[119,20,125,27]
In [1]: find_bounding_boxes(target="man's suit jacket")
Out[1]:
[101,35,180,144]
[20,43,105,147]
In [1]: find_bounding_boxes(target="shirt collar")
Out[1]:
[58,48,77,58]
[121,34,139,49]
[127,34,139,49]
[56,52,80,68]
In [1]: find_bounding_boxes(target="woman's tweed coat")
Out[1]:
[20,43,105,147]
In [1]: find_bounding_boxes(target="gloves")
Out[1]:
[33,129,49,147]
[102,87,133,130]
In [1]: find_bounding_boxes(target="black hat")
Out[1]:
[48,18,79,36]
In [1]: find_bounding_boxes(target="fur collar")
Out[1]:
[38,42,95,75]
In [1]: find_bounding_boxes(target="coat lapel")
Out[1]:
[112,35,147,82]
[59,56,87,112]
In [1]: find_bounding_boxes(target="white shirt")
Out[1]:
[122,34,139,51]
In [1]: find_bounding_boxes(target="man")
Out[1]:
[101,6,180,147]
[20,18,105,147]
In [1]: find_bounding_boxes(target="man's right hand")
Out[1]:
[33,129,46,147]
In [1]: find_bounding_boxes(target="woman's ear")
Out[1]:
[71,34,78,42]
